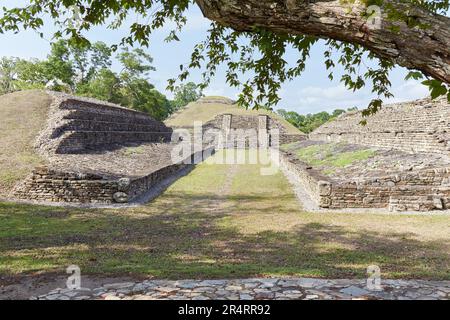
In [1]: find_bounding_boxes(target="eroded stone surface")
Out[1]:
[279,97,450,213]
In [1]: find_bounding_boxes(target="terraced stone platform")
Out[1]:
[167,96,306,148]
[310,96,450,154]
[281,96,450,212]
[36,92,173,154]
[11,92,212,205]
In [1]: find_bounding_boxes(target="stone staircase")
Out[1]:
[38,94,173,154]
[12,92,212,205]
[310,97,450,154]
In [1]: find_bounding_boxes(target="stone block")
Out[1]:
[319,196,331,208]
[318,181,332,196]
[118,178,131,192]
[433,197,444,210]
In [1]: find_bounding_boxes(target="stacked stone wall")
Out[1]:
[57,131,172,153]
[280,151,450,212]
[13,148,215,204]
[12,167,119,203]
[37,93,173,154]
[279,134,307,145]
[310,97,450,154]
[203,114,305,149]
[279,151,331,207]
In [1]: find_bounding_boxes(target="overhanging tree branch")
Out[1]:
[195,0,450,84]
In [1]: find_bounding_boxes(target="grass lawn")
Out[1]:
[0,150,449,280]
[0,90,51,197]
[295,143,376,169]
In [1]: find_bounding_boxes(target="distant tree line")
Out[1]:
[0,40,202,120]
[0,40,358,126]
[277,107,358,133]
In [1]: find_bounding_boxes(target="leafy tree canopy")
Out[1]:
[0,0,449,116]
[172,81,204,110]
[277,107,353,134]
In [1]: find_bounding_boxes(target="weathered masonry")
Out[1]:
[281,96,450,212]
[310,97,450,154]
[166,96,306,149]
[12,150,210,204]
[280,151,450,212]
[202,113,306,148]
[35,93,173,154]
[12,92,211,205]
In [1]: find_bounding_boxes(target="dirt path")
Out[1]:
[220,164,239,198]
[0,274,139,300]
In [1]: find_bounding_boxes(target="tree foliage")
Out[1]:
[277,108,349,134]
[0,0,449,115]
[0,57,18,94]
[0,40,174,120]
[172,81,203,110]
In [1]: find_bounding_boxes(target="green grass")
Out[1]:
[165,96,302,135]
[296,143,376,169]
[0,90,51,196]
[0,150,449,279]
[280,142,299,151]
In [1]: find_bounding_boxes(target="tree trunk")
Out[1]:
[195,0,450,84]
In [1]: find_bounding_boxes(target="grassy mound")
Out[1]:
[0,90,52,196]
[165,96,302,135]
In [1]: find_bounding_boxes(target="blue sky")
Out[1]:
[0,1,433,114]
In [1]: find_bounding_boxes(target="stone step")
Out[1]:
[51,119,171,138]
[56,131,173,153]
[61,98,152,119]
[63,109,164,126]
[388,185,450,211]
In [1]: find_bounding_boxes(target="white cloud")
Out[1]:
[183,13,210,32]
[278,80,430,115]
[279,84,371,114]
[203,87,239,99]
[386,80,429,103]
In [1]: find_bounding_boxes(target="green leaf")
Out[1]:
[422,79,448,100]
[405,71,423,81]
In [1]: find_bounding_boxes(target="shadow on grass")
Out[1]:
[0,197,448,280]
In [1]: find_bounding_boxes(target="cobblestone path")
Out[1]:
[33,278,450,300]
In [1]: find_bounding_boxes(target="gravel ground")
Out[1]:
[47,142,179,179]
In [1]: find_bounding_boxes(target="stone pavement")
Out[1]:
[32,278,450,300]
